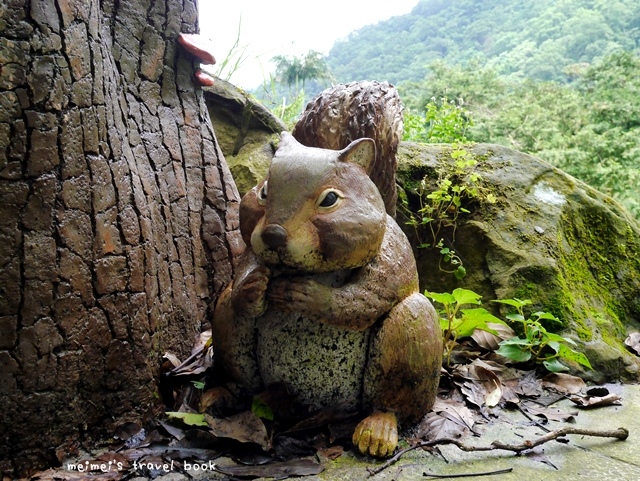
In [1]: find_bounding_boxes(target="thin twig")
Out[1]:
[516,403,550,433]
[367,427,628,477]
[423,467,513,478]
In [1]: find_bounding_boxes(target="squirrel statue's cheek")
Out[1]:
[239,186,266,247]
[251,220,346,273]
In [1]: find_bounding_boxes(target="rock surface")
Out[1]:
[204,78,284,195]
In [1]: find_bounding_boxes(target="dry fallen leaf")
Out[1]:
[418,411,468,441]
[542,372,586,394]
[460,380,486,408]
[568,393,623,408]
[163,352,182,368]
[485,379,503,408]
[471,322,516,350]
[433,399,475,430]
[318,445,344,460]
[200,386,234,413]
[205,411,269,449]
[192,329,212,355]
[512,370,544,398]
[417,398,476,441]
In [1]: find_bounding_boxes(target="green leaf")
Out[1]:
[543,358,569,372]
[191,380,205,390]
[533,311,560,322]
[506,313,525,322]
[251,397,274,421]
[166,412,208,427]
[426,291,456,306]
[495,343,532,363]
[544,331,572,344]
[526,325,543,341]
[439,318,451,332]
[500,337,533,347]
[454,265,467,280]
[557,344,593,369]
[461,308,505,325]
[452,288,482,306]
[492,298,532,309]
[454,318,493,339]
[547,340,561,353]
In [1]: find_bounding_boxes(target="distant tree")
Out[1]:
[271,50,334,92]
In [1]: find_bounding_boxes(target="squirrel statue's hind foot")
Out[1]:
[352,411,398,458]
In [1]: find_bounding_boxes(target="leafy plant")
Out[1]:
[251,396,274,421]
[425,288,506,364]
[436,239,466,280]
[402,142,496,278]
[492,298,592,372]
[166,411,208,427]
[403,96,472,143]
[427,289,593,373]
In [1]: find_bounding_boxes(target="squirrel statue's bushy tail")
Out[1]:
[292,81,404,217]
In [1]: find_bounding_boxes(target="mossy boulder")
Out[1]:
[397,142,640,382]
[204,78,284,195]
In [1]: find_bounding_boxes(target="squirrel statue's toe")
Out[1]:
[352,411,398,458]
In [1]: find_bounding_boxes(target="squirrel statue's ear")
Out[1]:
[338,138,376,174]
[278,131,297,150]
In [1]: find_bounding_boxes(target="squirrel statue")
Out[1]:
[212,81,442,457]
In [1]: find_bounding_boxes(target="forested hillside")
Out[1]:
[326,0,640,84]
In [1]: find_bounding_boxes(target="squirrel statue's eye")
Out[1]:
[257,181,268,205]
[317,189,343,209]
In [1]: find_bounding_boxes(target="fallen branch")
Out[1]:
[367,427,628,477]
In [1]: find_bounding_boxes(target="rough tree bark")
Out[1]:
[0,0,241,476]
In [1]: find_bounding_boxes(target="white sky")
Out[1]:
[198,1,419,89]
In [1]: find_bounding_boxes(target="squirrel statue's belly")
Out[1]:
[255,270,370,410]
[256,312,370,410]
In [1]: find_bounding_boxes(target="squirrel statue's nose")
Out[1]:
[262,224,288,249]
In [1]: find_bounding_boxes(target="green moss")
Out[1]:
[512,282,537,301]
[553,203,640,353]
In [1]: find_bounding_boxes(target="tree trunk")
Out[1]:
[0,0,241,476]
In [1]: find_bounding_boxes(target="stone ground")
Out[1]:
[114,384,640,481]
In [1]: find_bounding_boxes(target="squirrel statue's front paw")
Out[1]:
[352,411,398,458]
[231,266,271,318]
[267,277,329,318]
